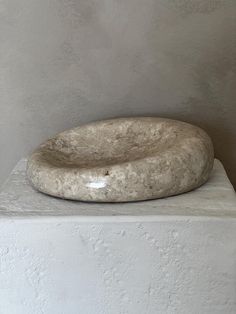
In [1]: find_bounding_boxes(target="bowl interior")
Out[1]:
[41,119,178,168]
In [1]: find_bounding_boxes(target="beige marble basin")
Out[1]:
[27,117,214,202]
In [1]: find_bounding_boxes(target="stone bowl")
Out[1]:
[27,117,214,202]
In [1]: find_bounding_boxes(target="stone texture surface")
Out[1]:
[27,117,214,202]
[0,158,235,218]
[0,159,236,314]
[1,0,236,190]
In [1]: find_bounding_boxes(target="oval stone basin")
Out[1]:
[27,117,214,202]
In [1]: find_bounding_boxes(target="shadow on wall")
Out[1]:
[110,0,236,188]
[104,110,236,190]
[165,112,235,190]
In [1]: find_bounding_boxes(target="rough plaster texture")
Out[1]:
[0,159,236,314]
[0,0,236,188]
[27,117,214,201]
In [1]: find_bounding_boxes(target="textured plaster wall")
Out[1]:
[0,0,236,187]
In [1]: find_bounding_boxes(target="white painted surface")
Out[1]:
[0,159,236,314]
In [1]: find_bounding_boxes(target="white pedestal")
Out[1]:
[0,159,236,314]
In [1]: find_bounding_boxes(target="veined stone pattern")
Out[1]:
[27,117,214,202]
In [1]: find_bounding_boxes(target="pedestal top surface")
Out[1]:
[0,159,235,222]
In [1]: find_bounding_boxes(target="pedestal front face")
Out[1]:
[0,159,236,314]
[1,220,236,314]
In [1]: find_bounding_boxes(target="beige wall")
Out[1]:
[0,0,236,188]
